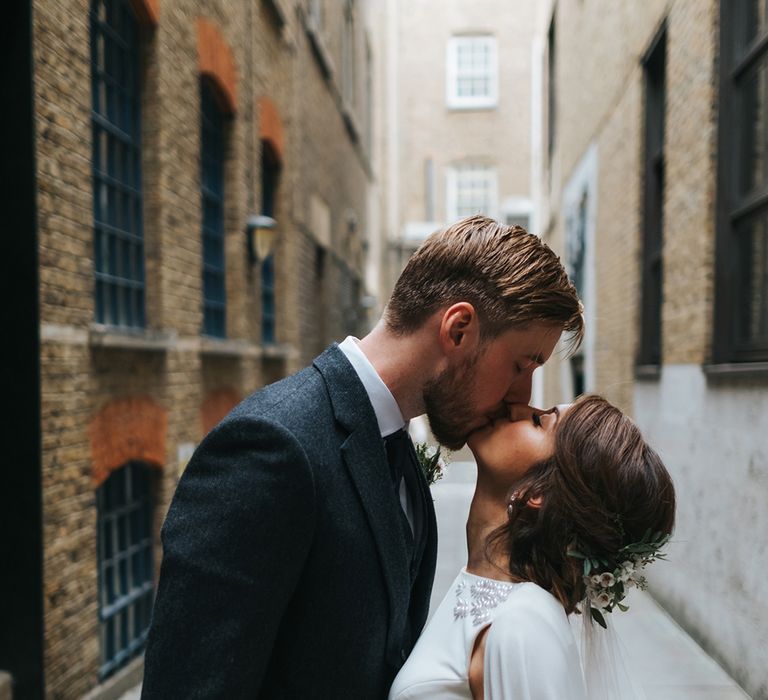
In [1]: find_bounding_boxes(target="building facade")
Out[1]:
[3,0,376,697]
[374,0,537,300]
[534,1,768,697]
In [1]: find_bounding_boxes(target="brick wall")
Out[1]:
[33,0,373,696]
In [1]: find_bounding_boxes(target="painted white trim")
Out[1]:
[445,165,499,222]
[446,36,498,110]
[560,143,598,396]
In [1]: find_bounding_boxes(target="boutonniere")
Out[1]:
[414,442,448,486]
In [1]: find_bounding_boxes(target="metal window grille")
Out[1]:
[201,80,227,338]
[447,166,497,222]
[715,0,768,361]
[261,256,276,344]
[97,461,154,680]
[90,0,146,328]
[261,142,280,344]
[638,26,666,367]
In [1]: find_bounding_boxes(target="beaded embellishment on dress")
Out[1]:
[453,576,516,625]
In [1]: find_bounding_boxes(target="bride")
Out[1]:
[389,394,676,700]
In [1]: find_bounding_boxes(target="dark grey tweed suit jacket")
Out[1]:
[141,344,438,699]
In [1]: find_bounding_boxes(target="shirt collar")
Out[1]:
[338,336,406,437]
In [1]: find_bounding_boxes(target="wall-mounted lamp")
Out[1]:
[246,215,277,264]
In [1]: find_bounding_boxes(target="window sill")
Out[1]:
[261,342,298,361]
[446,101,498,112]
[89,324,176,352]
[703,362,768,379]
[200,337,261,358]
[635,364,661,380]
[81,655,143,700]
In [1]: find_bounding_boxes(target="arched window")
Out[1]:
[261,140,281,344]
[96,461,155,679]
[201,78,227,338]
[90,0,145,328]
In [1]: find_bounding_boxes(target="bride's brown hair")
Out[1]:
[489,394,676,614]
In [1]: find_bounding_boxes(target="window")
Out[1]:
[638,26,666,367]
[446,165,498,222]
[547,15,557,166]
[97,462,155,679]
[566,191,588,396]
[90,0,146,329]
[200,78,227,338]
[715,0,768,361]
[446,36,498,109]
[261,141,281,344]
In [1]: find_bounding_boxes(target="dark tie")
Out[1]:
[383,428,410,494]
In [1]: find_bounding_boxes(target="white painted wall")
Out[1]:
[635,366,768,697]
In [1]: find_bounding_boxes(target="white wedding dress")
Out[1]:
[389,568,587,700]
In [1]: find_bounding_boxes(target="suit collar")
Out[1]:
[337,335,405,437]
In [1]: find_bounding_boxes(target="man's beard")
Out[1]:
[422,354,482,451]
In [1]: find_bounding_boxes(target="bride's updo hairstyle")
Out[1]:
[491,394,676,615]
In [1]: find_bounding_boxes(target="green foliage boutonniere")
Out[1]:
[414,442,448,486]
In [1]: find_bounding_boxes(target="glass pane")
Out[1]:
[740,0,768,51]
[104,518,113,559]
[738,56,767,196]
[105,564,115,605]
[736,212,768,342]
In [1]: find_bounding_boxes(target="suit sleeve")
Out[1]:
[483,603,587,700]
[140,416,316,699]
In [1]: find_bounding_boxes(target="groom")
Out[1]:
[141,215,583,699]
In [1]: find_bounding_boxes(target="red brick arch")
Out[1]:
[197,18,238,115]
[201,387,242,436]
[258,96,285,164]
[129,0,159,26]
[89,396,167,487]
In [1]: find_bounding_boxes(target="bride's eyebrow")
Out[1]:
[526,353,545,366]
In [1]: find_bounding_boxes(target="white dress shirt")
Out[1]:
[338,336,416,532]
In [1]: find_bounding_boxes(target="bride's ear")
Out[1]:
[527,495,543,509]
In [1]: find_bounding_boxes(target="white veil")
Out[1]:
[571,606,645,700]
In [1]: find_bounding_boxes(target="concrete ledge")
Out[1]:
[0,671,13,700]
[200,337,262,358]
[89,325,176,352]
[703,361,768,379]
[260,342,299,361]
[81,657,143,700]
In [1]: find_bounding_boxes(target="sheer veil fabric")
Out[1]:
[572,611,644,700]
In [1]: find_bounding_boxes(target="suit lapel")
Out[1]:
[406,439,438,634]
[314,345,413,666]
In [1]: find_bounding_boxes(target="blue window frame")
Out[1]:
[96,461,155,679]
[261,141,280,344]
[201,79,227,338]
[90,0,145,328]
[261,256,275,343]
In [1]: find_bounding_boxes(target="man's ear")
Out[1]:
[439,302,479,352]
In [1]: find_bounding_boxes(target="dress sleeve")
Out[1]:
[483,601,587,700]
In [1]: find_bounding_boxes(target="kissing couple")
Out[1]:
[141,215,676,699]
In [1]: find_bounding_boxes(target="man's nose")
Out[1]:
[503,372,533,406]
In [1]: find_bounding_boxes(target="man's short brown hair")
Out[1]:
[385,215,584,349]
